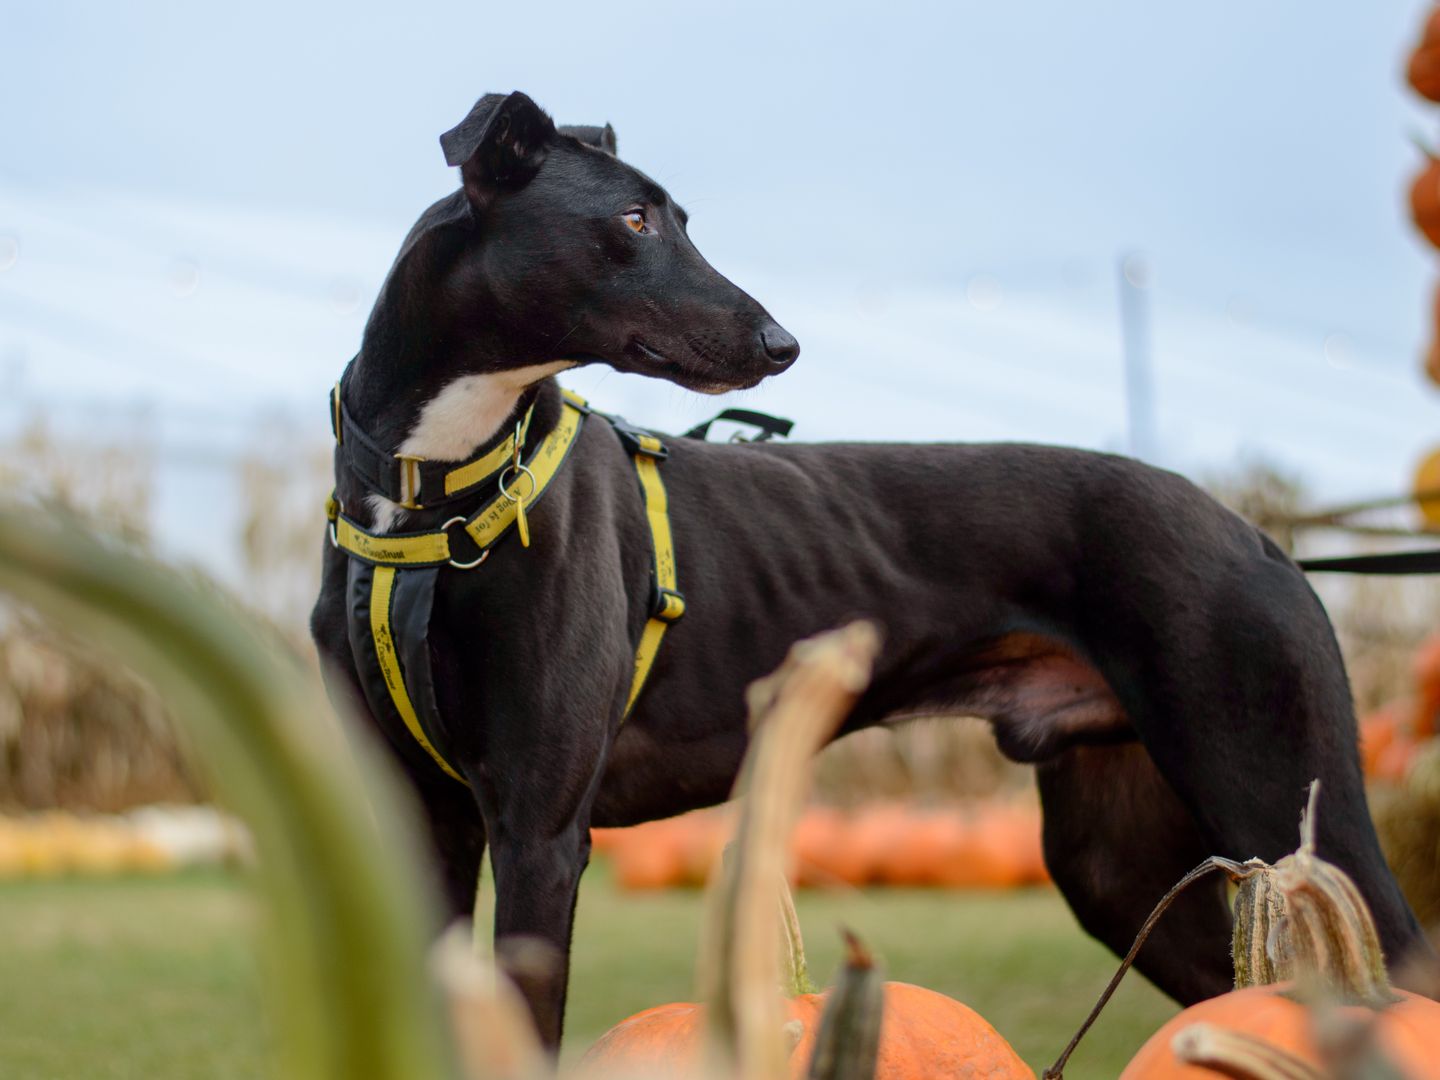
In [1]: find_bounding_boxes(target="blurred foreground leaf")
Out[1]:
[0,507,457,1080]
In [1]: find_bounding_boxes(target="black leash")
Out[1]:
[682,408,793,443]
[1298,549,1440,574]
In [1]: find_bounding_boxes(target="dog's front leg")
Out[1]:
[486,818,591,1048]
[466,730,606,1050]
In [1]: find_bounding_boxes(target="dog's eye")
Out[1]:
[622,209,647,234]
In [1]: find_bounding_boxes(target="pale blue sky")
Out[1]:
[3,2,1439,571]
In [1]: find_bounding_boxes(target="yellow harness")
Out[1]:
[326,387,684,784]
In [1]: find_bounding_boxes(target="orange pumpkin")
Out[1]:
[1427,338,1440,387]
[937,804,1048,888]
[1409,8,1440,101]
[1118,983,1440,1078]
[790,805,848,887]
[589,826,624,855]
[1411,47,1440,101]
[998,803,1050,885]
[828,803,912,885]
[1423,6,1440,44]
[1360,702,1406,780]
[1360,701,1431,784]
[1411,632,1440,738]
[1118,790,1440,1078]
[579,981,1036,1079]
[928,816,1020,889]
[608,818,691,890]
[873,810,960,886]
[674,810,729,887]
[1410,157,1440,248]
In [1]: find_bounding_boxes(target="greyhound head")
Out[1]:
[379,90,797,396]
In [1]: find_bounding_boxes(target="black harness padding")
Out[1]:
[392,565,447,745]
[334,395,410,503]
[344,558,462,779]
[1298,549,1440,574]
[682,408,794,443]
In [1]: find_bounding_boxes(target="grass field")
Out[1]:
[0,866,1178,1079]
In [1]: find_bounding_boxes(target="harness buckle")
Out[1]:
[651,584,686,623]
[612,419,668,460]
[330,383,344,445]
[396,453,426,510]
[325,493,342,549]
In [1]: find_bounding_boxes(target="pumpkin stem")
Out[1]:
[430,923,550,1080]
[1297,778,1319,856]
[1274,781,1397,1008]
[1049,781,1410,1078]
[778,873,818,997]
[1232,861,1293,989]
[805,927,886,1080]
[698,622,881,1080]
[1043,855,1257,1079]
[1170,1023,1326,1080]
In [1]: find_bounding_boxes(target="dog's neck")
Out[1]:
[344,206,538,449]
[346,335,576,451]
[391,361,576,462]
[341,228,579,530]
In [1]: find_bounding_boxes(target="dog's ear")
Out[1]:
[440,91,556,209]
[557,123,618,157]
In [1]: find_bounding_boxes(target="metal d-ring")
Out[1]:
[497,462,538,504]
[441,516,490,570]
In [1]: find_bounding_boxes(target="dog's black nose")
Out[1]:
[761,325,800,367]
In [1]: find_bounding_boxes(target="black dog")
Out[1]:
[312,90,1425,1048]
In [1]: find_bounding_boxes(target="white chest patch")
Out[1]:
[367,360,577,534]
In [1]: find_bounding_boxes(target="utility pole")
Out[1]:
[1118,252,1156,462]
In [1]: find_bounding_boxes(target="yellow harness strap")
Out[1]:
[334,518,452,566]
[464,400,583,551]
[624,433,685,717]
[328,388,683,785]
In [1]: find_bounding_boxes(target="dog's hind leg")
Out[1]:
[1038,743,1234,1004]
[1108,531,1428,982]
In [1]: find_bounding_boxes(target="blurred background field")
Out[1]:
[0,866,1175,1080]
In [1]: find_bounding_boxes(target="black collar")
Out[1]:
[330,364,564,512]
